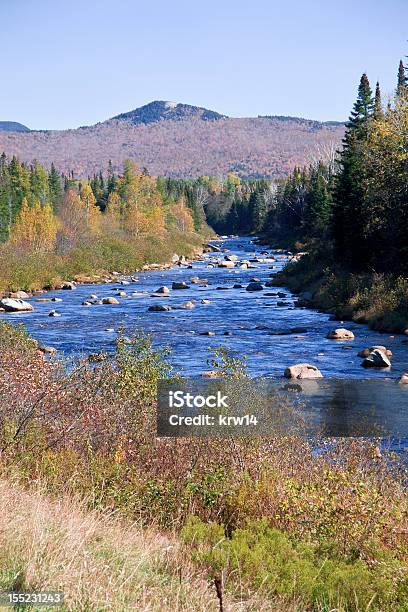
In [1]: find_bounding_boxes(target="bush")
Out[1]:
[182,516,408,610]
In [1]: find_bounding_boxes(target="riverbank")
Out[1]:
[0,321,407,610]
[267,245,408,336]
[0,230,211,298]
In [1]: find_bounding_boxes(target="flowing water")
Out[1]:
[2,236,408,441]
[3,235,408,378]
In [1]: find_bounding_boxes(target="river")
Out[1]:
[3,235,408,379]
[2,235,408,441]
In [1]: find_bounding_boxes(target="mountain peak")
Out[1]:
[111,100,226,125]
[0,121,30,132]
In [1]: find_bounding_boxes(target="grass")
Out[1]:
[0,478,219,612]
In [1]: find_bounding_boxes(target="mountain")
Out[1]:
[0,101,344,179]
[0,121,30,132]
[112,100,226,125]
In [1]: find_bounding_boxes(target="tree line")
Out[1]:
[0,157,198,255]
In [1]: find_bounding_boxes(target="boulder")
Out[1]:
[117,291,127,297]
[0,298,33,312]
[362,349,391,368]
[233,284,244,289]
[155,286,170,294]
[326,328,355,340]
[358,345,392,358]
[201,299,211,304]
[51,297,63,302]
[284,363,323,379]
[246,282,264,292]
[398,373,408,384]
[224,254,238,261]
[48,310,61,317]
[82,301,92,306]
[148,305,172,312]
[249,277,261,283]
[61,282,76,290]
[171,253,180,263]
[172,281,190,290]
[218,260,235,268]
[102,297,120,305]
[190,277,208,284]
[200,331,215,336]
[179,301,195,309]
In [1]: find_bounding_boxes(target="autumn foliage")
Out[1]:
[0,158,203,292]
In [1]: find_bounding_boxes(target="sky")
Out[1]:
[1,0,408,129]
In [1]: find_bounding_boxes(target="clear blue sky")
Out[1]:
[2,0,407,129]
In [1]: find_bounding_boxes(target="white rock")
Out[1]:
[284,363,323,379]
[0,298,33,312]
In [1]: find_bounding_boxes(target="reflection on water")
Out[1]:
[276,378,408,437]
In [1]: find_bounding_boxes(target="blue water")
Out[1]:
[3,236,408,380]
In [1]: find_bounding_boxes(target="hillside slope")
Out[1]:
[0,102,344,178]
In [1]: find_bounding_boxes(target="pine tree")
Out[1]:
[48,163,63,210]
[373,82,384,120]
[332,74,374,268]
[397,59,407,98]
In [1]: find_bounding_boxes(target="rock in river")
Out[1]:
[155,286,170,294]
[148,305,172,312]
[172,281,190,290]
[0,298,33,312]
[398,373,408,384]
[326,328,355,340]
[284,363,323,379]
[179,301,195,309]
[246,282,263,292]
[48,310,61,317]
[362,348,391,368]
[102,297,120,305]
[358,345,392,358]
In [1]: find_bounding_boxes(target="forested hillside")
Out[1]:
[0,102,343,179]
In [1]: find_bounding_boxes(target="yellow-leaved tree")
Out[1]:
[80,184,102,234]
[9,198,59,253]
[170,198,194,233]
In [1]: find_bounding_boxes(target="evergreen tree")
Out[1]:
[397,59,407,98]
[373,82,384,120]
[48,163,63,210]
[332,74,374,268]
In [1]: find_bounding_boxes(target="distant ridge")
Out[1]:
[0,121,30,132]
[111,100,226,125]
[0,100,344,179]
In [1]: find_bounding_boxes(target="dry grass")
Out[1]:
[0,478,218,611]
